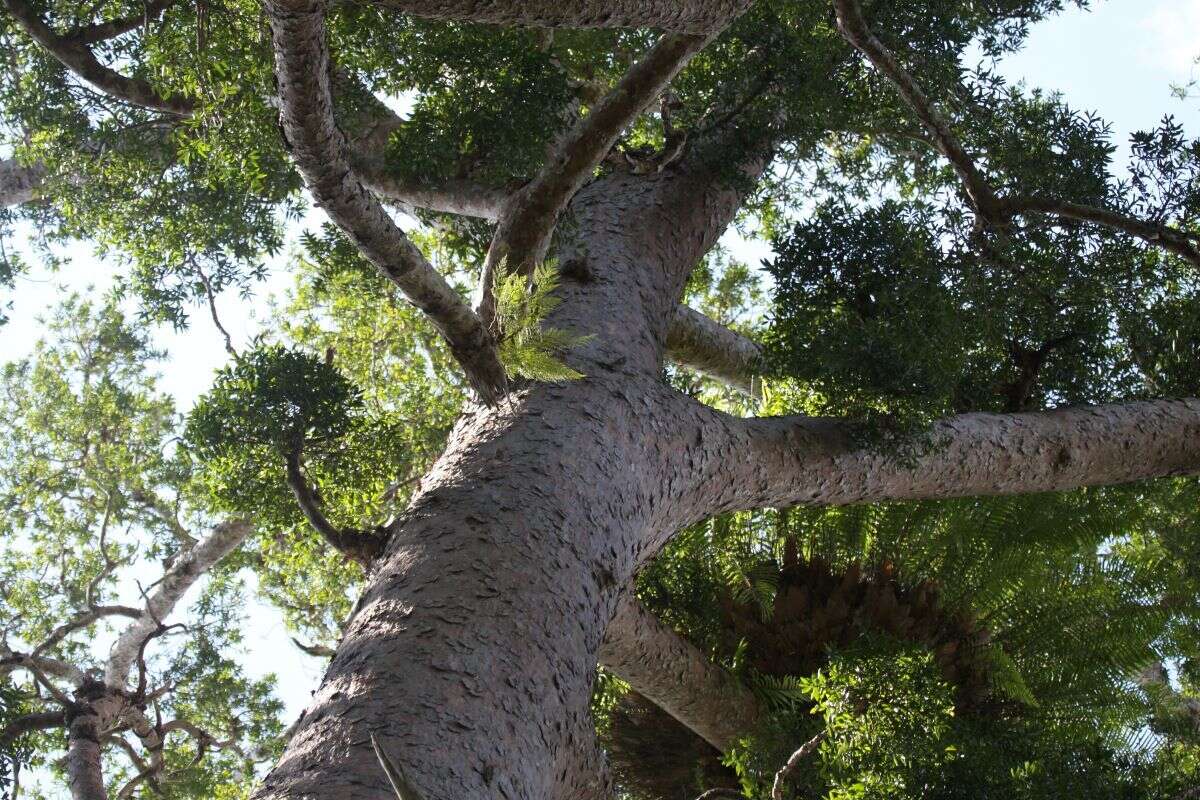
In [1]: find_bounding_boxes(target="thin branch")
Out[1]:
[599,593,760,752]
[695,791,745,800]
[266,0,506,400]
[2,0,193,115]
[193,262,237,357]
[1005,195,1200,267]
[666,305,762,396]
[65,0,178,45]
[364,0,752,33]
[290,637,336,658]
[284,448,385,567]
[770,730,826,800]
[832,0,1001,218]
[103,519,252,688]
[832,0,1200,268]
[479,31,711,327]
[32,606,142,659]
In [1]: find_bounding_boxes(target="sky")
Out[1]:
[5,0,1200,789]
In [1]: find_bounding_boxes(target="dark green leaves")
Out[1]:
[187,345,361,459]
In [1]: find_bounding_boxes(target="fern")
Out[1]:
[494,262,592,382]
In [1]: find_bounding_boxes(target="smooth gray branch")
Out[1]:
[694,398,1200,517]
[666,305,762,395]
[599,593,760,752]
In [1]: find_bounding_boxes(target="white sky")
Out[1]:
[5,0,1200,789]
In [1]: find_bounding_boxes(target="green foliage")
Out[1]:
[0,296,283,796]
[187,345,361,458]
[495,262,591,382]
[806,638,958,800]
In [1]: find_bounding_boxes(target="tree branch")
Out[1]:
[0,649,88,687]
[266,0,507,400]
[356,168,506,220]
[666,305,762,395]
[2,0,193,116]
[832,0,1002,219]
[832,0,1200,267]
[103,519,252,688]
[284,448,384,568]
[770,730,826,800]
[64,0,178,45]
[479,31,711,327]
[691,399,1200,517]
[598,593,760,752]
[365,0,751,33]
[0,710,65,749]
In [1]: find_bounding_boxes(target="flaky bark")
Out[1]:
[366,0,752,32]
[599,594,759,751]
[681,399,1200,519]
[0,157,44,206]
[267,0,507,400]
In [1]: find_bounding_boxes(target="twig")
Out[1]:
[771,730,826,800]
[371,733,425,800]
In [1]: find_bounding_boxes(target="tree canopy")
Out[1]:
[1,0,1200,798]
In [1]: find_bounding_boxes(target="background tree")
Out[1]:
[2,0,1200,798]
[0,297,281,798]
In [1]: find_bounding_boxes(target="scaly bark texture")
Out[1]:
[252,130,758,800]
[678,400,1200,520]
[367,0,753,33]
[253,140,1200,800]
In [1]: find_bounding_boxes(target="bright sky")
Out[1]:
[5,0,1200,788]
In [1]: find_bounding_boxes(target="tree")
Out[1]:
[2,0,1200,798]
[0,297,281,798]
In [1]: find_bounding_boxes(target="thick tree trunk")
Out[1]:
[252,378,698,800]
[253,139,751,800]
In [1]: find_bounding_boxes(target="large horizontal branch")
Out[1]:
[267,0,507,400]
[0,709,65,749]
[599,593,760,751]
[366,0,751,33]
[357,168,506,220]
[0,649,88,686]
[697,399,1200,515]
[665,305,762,395]
[2,0,193,115]
[833,0,1200,268]
[104,519,251,688]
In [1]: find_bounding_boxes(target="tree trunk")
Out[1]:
[252,150,751,800]
[252,379,703,800]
